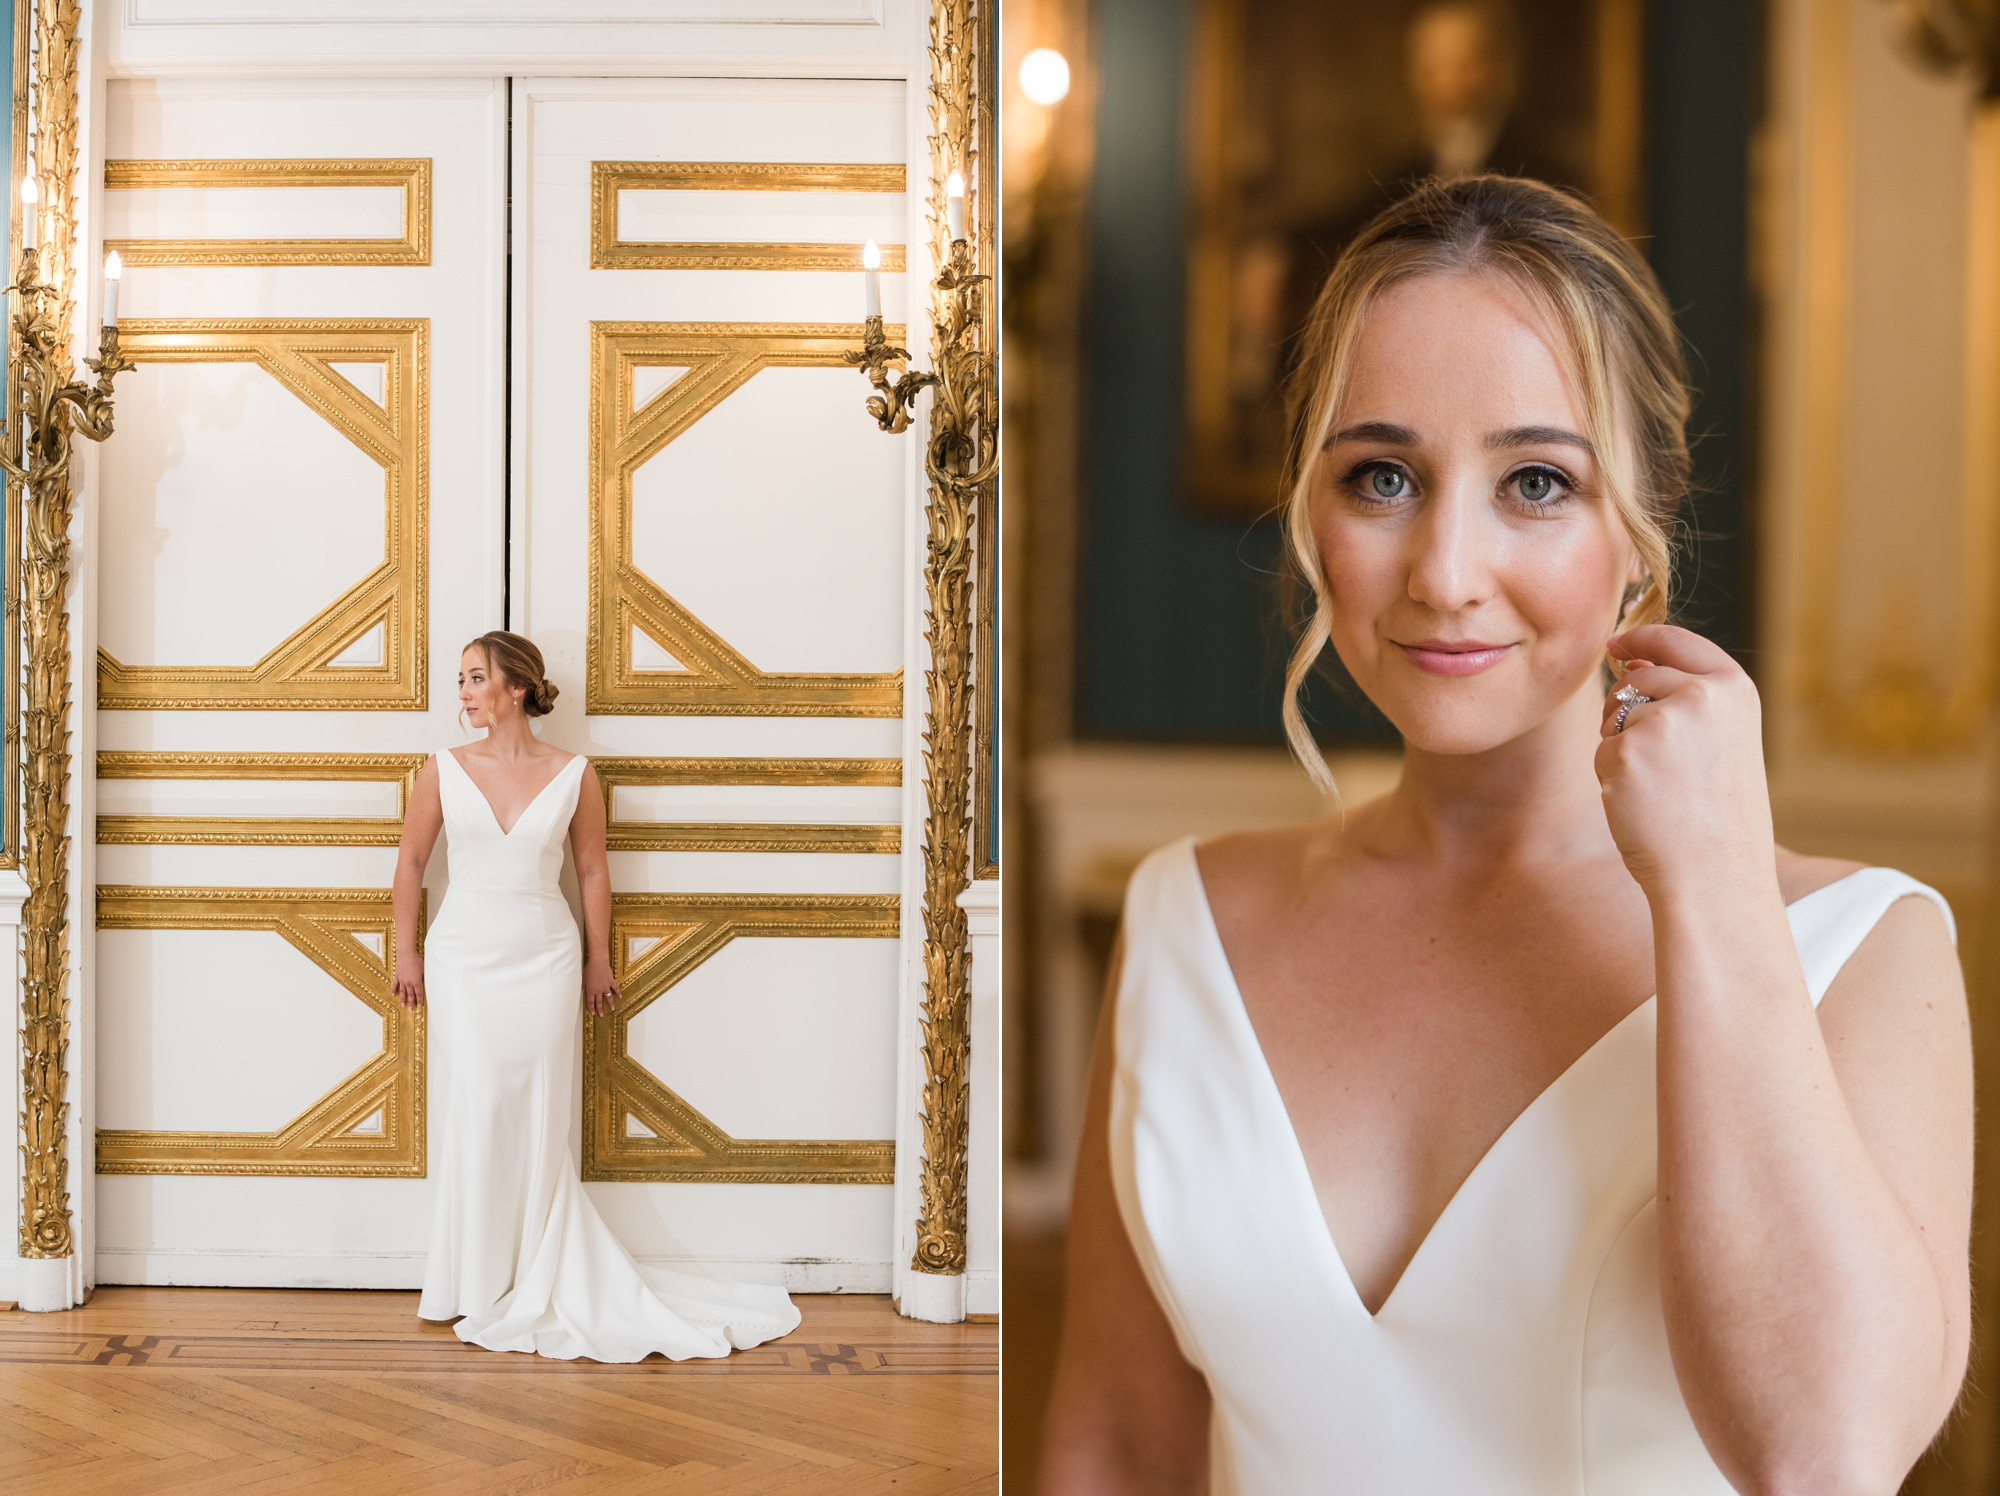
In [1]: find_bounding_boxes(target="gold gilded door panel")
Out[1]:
[95,887,423,1177]
[583,894,900,1184]
[588,321,904,717]
[97,319,428,711]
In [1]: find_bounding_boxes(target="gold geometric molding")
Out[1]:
[97,319,429,711]
[595,756,902,854]
[589,322,904,717]
[95,751,426,846]
[583,893,899,1183]
[94,886,424,1177]
[590,161,906,272]
[91,750,903,854]
[103,158,432,267]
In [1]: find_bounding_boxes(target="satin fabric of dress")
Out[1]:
[416,747,801,1361]
[1108,838,1952,1494]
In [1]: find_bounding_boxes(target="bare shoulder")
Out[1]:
[1774,844,1868,904]
[1192,816,1346,928]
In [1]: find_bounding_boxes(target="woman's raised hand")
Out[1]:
[392,950,426,1009]
[1596,624,1777,900]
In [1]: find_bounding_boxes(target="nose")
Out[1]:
[1404,480,1494,615]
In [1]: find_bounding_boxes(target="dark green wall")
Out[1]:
[1075,0,1761,742]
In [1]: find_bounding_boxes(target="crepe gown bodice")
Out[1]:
[1110,837,1953,1494]
[416,746,800,1361]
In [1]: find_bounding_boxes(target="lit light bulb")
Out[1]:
[862,238,882,270]
[946,170,966,242]
[1019,48,1071,105]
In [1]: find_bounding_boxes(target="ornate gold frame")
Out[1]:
[102,158,432,267]
[588,321,904,717]
[595,756,901,855]
[95,751,426,847]
[93,886,424,1178]
[590,161,907,272]
[582,893,899,1183]
[96,318,429,710]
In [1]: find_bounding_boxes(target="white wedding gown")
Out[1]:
[415,746,802,1360]
[1112,837,1954,1494]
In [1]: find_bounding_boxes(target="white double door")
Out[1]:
[91,76,916,1290]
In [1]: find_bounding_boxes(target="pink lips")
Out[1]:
[1395,639,1514,676]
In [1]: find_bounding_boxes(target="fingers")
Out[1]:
[1609,624,1737,677]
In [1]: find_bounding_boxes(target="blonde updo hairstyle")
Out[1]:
[465,630,560,717]
[1280,174,1691,794]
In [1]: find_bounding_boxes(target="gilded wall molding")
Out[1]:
[95,751,425,847]
[1792,0,1999,753]
[583,893,899,1183]
[91,750,903,853]
[97,319,429,711]
[94,886,424,1177]
[909,0,995,1282]
[595,756,902,855]
[103,158,432,267]
[17,0,92,1262]
[590,160,906,272]
[588,321,904,717]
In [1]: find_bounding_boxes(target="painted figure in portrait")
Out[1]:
[1185,0,1640,513]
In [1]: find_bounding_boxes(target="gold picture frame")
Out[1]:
[1183,0,1644,515]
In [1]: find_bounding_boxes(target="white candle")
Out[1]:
[862,238,882,320]
[19,173,36,252]
[946,170,966,243]
[103,249,121,327]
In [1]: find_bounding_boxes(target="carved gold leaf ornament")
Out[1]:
[93,887,424,1177]
[842,0,999,1281]
[583,894,899,1184]
[591,160,907,272]
[15,0,134,1261]
[103,157,432,267]
[588,321,905,717]
[96,319,429,711]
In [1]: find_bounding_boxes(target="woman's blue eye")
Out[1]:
[1515,469,1559,503]
[1368,467,1407,499]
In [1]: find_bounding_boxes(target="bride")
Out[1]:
[1040,177,1972,1492]
[391,629,801,1360]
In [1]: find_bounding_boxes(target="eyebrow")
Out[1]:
[1486,424,1593,454]
[1324,420,1418,447]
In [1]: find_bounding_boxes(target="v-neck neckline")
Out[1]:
[1179,839,1866,1324]
[445,748,578,837]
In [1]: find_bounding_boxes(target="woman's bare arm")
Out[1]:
[1604,627,1973,1494]
[391,756,443,1009]
[1040,937,1212,1494]
[569,760,620,1015]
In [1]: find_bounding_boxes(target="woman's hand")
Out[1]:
[392,949,426,1009]
[583,958,621,1017]
[1597,624,1777,900]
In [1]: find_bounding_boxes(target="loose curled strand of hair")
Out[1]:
[1277,175,1691,797]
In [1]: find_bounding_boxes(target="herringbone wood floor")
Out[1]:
[0,1287,996,1494]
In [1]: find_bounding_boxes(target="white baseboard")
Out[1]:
[966,1268,998,1316]
[96,1249,892,1295]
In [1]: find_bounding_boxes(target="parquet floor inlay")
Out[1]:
[0,1287,997,1494]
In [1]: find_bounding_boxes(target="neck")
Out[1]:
[1369,675,1616,872]
[482,713,538,758]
